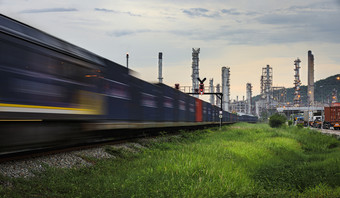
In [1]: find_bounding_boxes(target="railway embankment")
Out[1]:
[1,123,340,197]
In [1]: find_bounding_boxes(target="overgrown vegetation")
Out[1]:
[269,113,287,128]
[288,120,293,126]
[1,124,339,197]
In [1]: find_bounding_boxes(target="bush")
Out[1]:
[288,120,293,126]
[269,113,287,128]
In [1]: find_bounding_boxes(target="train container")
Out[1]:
[222,111,228,122]
[324,103,340,130]
[188,96,196,122]
[202,101,207,122]
[103,62,131,120]
[211,106,218,122]
[207,103,213,122]
[183,92,192,122]
[177,89,188,122]
[231,113,237,122]
[195,98,203,122]
[0,17,105,120]
[157,84,175,121]
[133,78,161,122]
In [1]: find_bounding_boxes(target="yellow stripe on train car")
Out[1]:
[0,103,96,115]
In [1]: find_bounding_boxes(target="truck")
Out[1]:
[303,111,321,127]
[311,116,322,128]
[323,103,340,130]
[294,116,304,126]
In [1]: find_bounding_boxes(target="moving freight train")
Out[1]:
[0,14,257,154]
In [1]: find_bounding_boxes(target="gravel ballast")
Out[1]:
[0,146,121,179]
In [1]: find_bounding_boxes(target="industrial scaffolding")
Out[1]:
[272,86,287,107]
[293,58,302,106]
[260,65,273,105]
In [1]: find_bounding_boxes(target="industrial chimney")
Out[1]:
[246,83,252,114]
[158,52,163,83]
[307,50,314,106]
[191,48,200,97]
[222,67,230,111]
[209,79,215,105]
[216,84,221,107]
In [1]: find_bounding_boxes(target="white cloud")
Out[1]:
[20,8,78,13]
[94,8,142,17]
[0,0,339,98]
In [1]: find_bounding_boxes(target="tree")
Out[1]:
[269,113,287,128]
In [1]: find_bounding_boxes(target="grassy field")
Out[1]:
[1,123,340,197]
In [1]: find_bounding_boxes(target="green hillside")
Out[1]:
[252,74,340,105]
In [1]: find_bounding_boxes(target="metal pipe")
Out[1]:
[158,52,163,83]
[126,53,129,69]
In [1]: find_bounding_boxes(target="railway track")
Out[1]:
[0,124,221,179]
[0,122,227,162]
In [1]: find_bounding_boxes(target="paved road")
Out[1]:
[317,128,340,138]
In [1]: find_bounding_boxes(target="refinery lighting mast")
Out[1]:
[293,58,302,106]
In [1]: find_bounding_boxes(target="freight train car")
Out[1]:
[323,103,340,130]
[0,14,257,154]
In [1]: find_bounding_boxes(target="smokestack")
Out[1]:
[209,79,215,105]
[216,84,221,107]
[191,48,200,97]
[126,53,129,69]
[222,67,230,111]
[158,52,163,83]
[307,50,314,106]
[246,83,252,114]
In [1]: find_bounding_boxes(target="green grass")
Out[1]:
[1,123,340,197]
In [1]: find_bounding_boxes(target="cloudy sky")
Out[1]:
[1,0,340,101]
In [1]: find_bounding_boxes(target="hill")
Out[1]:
[252,74,340,105]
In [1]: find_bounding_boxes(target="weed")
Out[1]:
[1,124,339,197]
[288,120,293,126]
[269,113,287,128]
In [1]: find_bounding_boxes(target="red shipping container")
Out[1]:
[331,102,340,107]
[195,98,203,122]
[324,107,331,122]
[325,106,340,128]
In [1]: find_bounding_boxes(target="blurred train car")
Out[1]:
[0,14,257,154]
[238,113,258,123]
[0,14,107,120]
